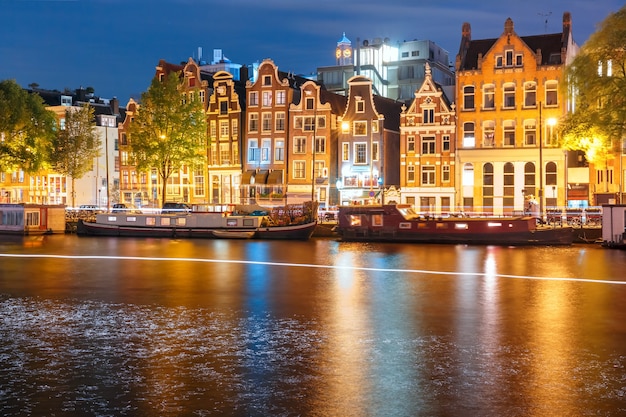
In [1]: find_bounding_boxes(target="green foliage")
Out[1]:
[560,5,626,164]
[49,104,100,207]
[49,104,100,178]
[128,72,207,205]
[0,79,57,172]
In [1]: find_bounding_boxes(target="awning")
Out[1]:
[241,170,255,184]
[256,170,269,184]
[267,170,283,184]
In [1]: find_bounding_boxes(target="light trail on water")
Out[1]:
[1,253,624,285]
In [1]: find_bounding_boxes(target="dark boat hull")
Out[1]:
[336,205,574,246]
[77,219,316,240]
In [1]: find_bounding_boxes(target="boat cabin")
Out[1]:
[601,205,626,248]
[0,204,66,235]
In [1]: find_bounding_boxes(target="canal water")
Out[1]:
[1,234,626,416]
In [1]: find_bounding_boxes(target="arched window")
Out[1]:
[463,85,475,110]
[503,162,515,214]
[524,162,536,197]
[483,163,494,215]
[524,82,537,107]
[463,122,475,148]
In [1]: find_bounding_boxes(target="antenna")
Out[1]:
[538,11,552,33]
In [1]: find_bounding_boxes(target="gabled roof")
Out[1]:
[458,32,563,71]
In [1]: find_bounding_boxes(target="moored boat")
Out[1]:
[0,204,66,235]
[601,204,626,249]
[336,204,574,246]
[76,201,318,240]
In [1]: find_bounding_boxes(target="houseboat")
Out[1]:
[0,204,66,235]
[336,204,574,246]
[76,202,317,240]
[601,205,626,249]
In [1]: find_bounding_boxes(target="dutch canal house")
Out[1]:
[455,13,579,217]
[399,62,457,215]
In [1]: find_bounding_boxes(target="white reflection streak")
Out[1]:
[1,253,625,285]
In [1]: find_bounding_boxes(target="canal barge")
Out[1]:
[336,204,574,246]
[76,202,317,240]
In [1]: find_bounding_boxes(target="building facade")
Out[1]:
[455,13,578,216]
[400,63,457,214]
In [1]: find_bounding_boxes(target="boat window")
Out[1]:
[399,222,411,229]
[436,223,448,229]
[126,217,137,222]
[417,223,428,229]
[487,222,502,227]
[26,212,40,226]
[176,218,187,226]
[372,214,383,227]
[243,219,255,227]
[455,223,468,230]
[227,219,238,226]
[160,218,170,226]
[146,218,156,226]
[349,215,361,226]
[107,216,117,222]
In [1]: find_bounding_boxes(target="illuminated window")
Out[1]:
[483,84,495,109]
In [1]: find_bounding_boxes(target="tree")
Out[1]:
[560,6,626,165]
[0,79,57,172]
[128,72,207,207]
[49,104,100,208]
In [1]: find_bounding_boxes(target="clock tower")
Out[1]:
[335,32,353,66]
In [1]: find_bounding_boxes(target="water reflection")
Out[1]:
[1,236,626,415]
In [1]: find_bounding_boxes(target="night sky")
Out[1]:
[0,0,621,105]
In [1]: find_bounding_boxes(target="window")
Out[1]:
[483,84,495,109]
[249,92,258,106]
[304,116,316,131]
[422,136,436,154]
[515,54,523,66]
[262,91,272,107]
[546,162,557,186]
[524,82,536,107]
[356,98,365,112]
[261,139,270,163]
[306,97,314,110]
[463,122,475,147]
[275,112,285,132]
[407,136,415,152]
[442,165,450,182]
[503,120,515,146]
[503,83,515,108]
[220,121,229,138]
[220,143,230,165]
[262,113,272,132]
[220,100,228,115]
[463,163,474,186]
[263,75,271,86]
[276,90,286,105]
[407,165,415,182]
[354,143,367,164]
[275,139,284,162]
[294,137,306,154]
[372,142,379,161]
[505,50,513,67]
[545,81,558,106]
[199,90,205,103]
[463,86,475,110]
[353,121,367,136]
[524,162,536,195]
[483,121,495,147]
[342,143,349,161]
[423,108,434,124]
[210,121,217,140]
[483,163,494,213]
[293,161,306,179]
[315,136,326,154]
[248,139,259,162]
[443,135,450,152]
[503,162,515,212]
[232,119,238,137]
[248,113,258,132]
[524,120,536,146]
[495,55,503,68]
[421,166,436,185]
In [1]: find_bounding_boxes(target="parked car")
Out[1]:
[161,202,191,214]
[112,203,127,213]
